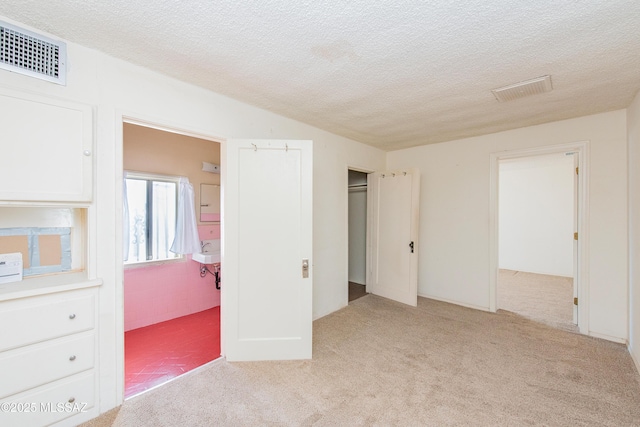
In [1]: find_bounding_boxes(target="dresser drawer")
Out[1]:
[0,291,95,352]
[0,370,95,427]
[0,333,94,399]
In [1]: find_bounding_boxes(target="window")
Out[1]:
[124,173,179,264]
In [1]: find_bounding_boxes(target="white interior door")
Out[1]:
[223,139,312,361]
[367,169,420,306]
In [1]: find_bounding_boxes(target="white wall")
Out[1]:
[387,110,628,342]
[0,16,385,415]
[628,90,640,372]
[499,154,574,277]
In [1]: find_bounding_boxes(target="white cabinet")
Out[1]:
[0,282,101,427]
[0,85,99,426]
[0,88,93,203]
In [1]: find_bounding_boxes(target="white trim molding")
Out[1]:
[630,344,640,374]
[419,293,492,313]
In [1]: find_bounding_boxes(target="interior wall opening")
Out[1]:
[497,152,578,332]
[122,122,222,398]
[348,169,369,303]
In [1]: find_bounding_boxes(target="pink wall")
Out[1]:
[124,224,221,331]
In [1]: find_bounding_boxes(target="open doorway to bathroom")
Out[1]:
[497,152,578,332]
[348,169,369,302]
[122,123,222,398]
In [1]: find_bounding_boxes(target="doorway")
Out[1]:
[489,141,589,334]
[348,167,421,307]
[348,169,368,302]
[497,152,577,331]
[122,122,222,398]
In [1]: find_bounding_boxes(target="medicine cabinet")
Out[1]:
[200,183,220,223]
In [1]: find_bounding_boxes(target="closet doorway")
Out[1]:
[348,169,369,302]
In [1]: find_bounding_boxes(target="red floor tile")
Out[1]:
[124,307,220,398]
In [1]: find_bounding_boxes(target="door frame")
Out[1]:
[346,166,373,303]
[489,141,589,334]
[115,112,226,403]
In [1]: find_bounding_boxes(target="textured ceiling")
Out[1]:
[1,1,639,150]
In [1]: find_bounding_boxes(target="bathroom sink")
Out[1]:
[192,239,221,264]
[192,251,220,264]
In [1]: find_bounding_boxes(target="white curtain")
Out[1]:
[123,175,130,262]
[170,177,201,255]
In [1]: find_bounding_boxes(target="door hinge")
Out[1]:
[574,297,578,306]
[574,232,578,241]
[576,166,579,175]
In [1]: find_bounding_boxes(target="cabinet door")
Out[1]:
[0,88,93,202]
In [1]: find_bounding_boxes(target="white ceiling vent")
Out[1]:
[0,21,66,85]
[491,75,552,102]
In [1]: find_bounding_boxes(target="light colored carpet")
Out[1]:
[498,269,577,332]
[83,295,640,426]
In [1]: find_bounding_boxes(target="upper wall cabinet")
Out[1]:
[0,88,93,203]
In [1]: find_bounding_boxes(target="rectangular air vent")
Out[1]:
[0,21,66,85]
[491,75,552,102]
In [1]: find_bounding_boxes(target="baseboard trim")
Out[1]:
[587,330,627,344]
[418,293,491,313]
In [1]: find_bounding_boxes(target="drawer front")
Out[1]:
[0,370,95,427]
[0,333,94,399]
[0,292,95,352]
